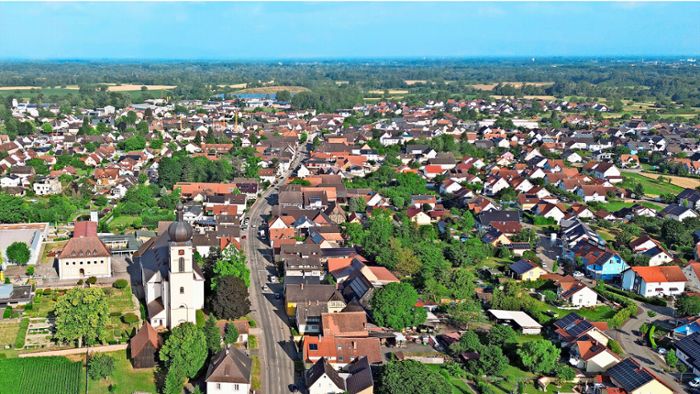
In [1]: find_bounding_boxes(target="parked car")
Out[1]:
[657,347,667,355]
[689,377,700,388]
[573,271,585,278]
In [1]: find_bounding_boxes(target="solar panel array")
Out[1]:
[676,332,700,369]
[608,359,652,392]
[567,320,593,338]
[554,312,582,329]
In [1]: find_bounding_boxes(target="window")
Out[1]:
[178,257,185,272]
[216,383,221,390]
[180,287,184,294]
[234,384,239,391]
[179,249,185,256]
[309,344,318,350]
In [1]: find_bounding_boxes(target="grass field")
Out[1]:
[637,172,700,189]
[622,171,684,196]
[86,350,157,394]
[0,356,82,394]
[0,320,20,347]
[108,215,140,232]
[594,200,663,212]
[367,89,410,95]
[470,81,554,91]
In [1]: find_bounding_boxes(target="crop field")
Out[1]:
[470,81,554,91]
[0,356,82,394]
[236,85,309,94]
[622,171,684,196]
[637,172,700,189]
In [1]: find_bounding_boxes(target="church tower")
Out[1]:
[167,204,197,329]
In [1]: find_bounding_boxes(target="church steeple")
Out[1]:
[168,204,193,243]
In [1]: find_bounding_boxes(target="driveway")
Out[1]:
[612,301,686,393]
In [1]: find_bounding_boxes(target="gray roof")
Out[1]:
[205,346,251,384]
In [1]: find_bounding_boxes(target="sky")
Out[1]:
[0,2,698,60]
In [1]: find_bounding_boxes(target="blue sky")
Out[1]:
[0,2,698,60]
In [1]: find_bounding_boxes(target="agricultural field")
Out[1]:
[637,171,700,190]
[621,171,684,197]
[470,81,554,91]
[0,356,82,394]
[235,85,309,94]
[367,89,410,95]
[0,320,20,347]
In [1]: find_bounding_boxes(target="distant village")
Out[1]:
[1,90,700,394]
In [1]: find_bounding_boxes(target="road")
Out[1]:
[243,145,307,394]
[612,301,688,393]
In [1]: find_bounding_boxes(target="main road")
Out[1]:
[243,145,307,394]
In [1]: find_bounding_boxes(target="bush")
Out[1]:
[77,279,84,286]
[112,279,128,289]
[3,307,12,319]
[23,303,33,311]
[608,339,624,355]
[196,309,206,327]
[86,276,97,285]
[648,325,657,350]
[121,313,139,324]
[88,353,115,380]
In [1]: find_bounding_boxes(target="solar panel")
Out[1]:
[567,320,593,338]
[609,359,652,391]
[554,313,581,329]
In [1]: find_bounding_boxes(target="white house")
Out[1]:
[621,266,687,297]
[33,177,62,196]
[558,281,598,307]
[58,222,112,280]
[682,262,700,292]
[205,346,251,394]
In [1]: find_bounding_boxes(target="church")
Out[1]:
[134,204,205,329]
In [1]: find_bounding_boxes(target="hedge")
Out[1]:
[112,279,128,289]
[595,284,640,329]
[601,284,666,307]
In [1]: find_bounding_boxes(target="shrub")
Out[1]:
[608,339,624,355]
[23,303,33,311]
[121,313,139,324]
[647,310,657,318]
[648,325,657,350]
[3,306,12,319]
[86,276,97,285]
[196,309,206,327]
[77,279,84,286]
[112,279,128,289]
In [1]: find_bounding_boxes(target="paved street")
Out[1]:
[612,301,687,393]
[243,145,307,394]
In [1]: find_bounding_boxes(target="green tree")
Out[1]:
[204,315,221,354]
[517,339,561,374]
[6,242,30,265]
[380,360,451,394]
[676,294,700,316]
[370,282,426,330]
[450,330,483,354]
[211,248,250,289]
[471,345,508,375]
[54,287,109,347]
[486,324,517,347]
[0,193,28,223]
[209,276,251,320]
[88,353,115,380]
[159,322,208,381]
[224,323,239,345]
[665,350,678,369]
[555,365,576,383]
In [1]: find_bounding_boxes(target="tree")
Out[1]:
[665,350,678,369]
[517,339,561,374]
[450,330,483,354]
[54,287,109,347]
[275,90,291,102]
[88,353,115,380]
[486,324,517,347]
[204,315,221,354]
[224,323,239,345]
[555,365,576,383]
[209,276,251,320]
[380,360,451,394]
[211,248,250,289]
[6,242,30,265]
[159,322,207,382]
[0,193,28,223]
[676,294,700,316]
[370,282,426,330]
[471,345,508,376]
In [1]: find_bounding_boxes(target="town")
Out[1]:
[0,60,699,394]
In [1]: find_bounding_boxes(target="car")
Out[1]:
[573,271,585,278]
[689,377,700,388]
[657,347,667,355]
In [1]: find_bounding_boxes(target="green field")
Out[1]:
[0,356,82,394]
[622,171,683,197]
[594,200,663,212]
[87,350,157,394]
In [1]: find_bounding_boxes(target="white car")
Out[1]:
[573,271,585,278]
[657,347,667,355]
[689,377,700,388]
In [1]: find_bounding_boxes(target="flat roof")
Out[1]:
[488,309,542,329]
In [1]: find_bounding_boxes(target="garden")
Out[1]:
[0,356,82,394]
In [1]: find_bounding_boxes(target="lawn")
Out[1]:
[0,320,20,347]
[251,355,262,391]
[576,305,617,321]
[622,171,683,197]
[485,365,575,394]
[423,364,472,394]
[594,200,663,212]
[86,350,157,394]
[0,356,82,394]
[108,215,141,232]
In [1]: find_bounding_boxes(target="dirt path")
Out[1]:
[19,343,127,358]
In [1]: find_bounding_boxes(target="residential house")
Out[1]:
[660,204,698,222]
[305,356,374,394]
[606,358,673,394]
[509,259,546,281]
[568,339,620,373]
[621,266,687,297]
[205,346,251,394]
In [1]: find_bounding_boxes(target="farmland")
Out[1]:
[621,171,684,197]
[636,171,700,190]
[0,356,82,394]
[235,85,309,94]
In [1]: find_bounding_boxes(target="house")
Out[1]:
[58,221,112,280]
[629,235,673,266]
[508,259,546,281]
[682,262,700,292]
[129,322,161,368]
[305,356,374,394]
[406,208,431,226]
[488,309,542,335]
[568,339,620,373]
[678,188,700,210]
[302,311,382,365]
[205,346,251,394]
[553,313,610,347]
[660,204,698,222]
[32,177,62,195]
[285,284,345,318]
[571,243,628,281]
[558,280,598,307]
[606,358,673,394]
[621,266,687,297]
[676,331,700,375]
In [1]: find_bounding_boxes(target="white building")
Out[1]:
[136,205,205,329]
[205,346,251,394]
[33,177,62,196]
[58,222,112,280]
[621,266,687,297]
